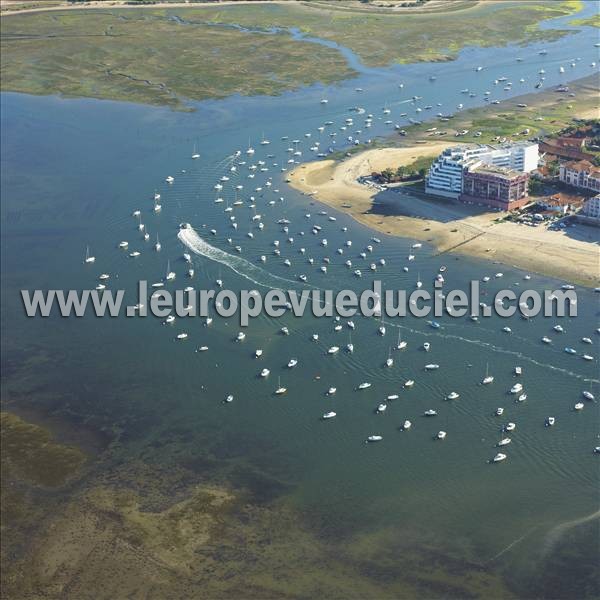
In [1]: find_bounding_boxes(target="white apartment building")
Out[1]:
[582,194,600,220]
[559,160,600,193]
[425,142,539,198]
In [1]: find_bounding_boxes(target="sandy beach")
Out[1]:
[288,145,600,287]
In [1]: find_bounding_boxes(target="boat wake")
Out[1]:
[178,224,308,291]
[540,508,600,557]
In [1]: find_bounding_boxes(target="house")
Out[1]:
[582,194,600,220]
[536,193,584,214]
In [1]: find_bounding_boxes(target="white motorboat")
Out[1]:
[281,327,289,335]
[492,453,507,463]
[260,368,270,378]
[574,402,584,410]
[322,412,337,420]
[542,336,552,344]
[497,438,511,447]
[446,392,459,400]
[423,342,431,352]
[366,435,383,443]
[255,349,263,358]
[327,387,337,395]
[376,403,387,414]
[582,337,593,344]
[582,390,595,401]
[404,380,415,388]
[546,416,555,427]
[553,325,564,333]
[328,346,340,355]
[437,431,447,440]
[224,395,233,403]
[129,251,140,258]
[358,382,372,390]
[118,241,129,249]
[387,394,399,401]
[504,422,516,432]
[514,366,522,376]
[423,409,437,417]
[564,347,577,355]
[236,332,246,341]
[517,393,527,402]
[510,383,523,394]
[98,273,110,281]
[424,364,439,370]
[176,333,188,340]
[582,354,594,361]
[495,407,504,416]
[403,420,412,430]
[287,359,298,368]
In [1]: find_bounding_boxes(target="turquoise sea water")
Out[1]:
[1,4,599,597]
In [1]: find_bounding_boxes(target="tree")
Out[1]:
[528,178,544,195]
[381,168,394,182]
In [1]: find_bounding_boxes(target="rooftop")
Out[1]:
[466,162,524,179]
[563,160,600,175]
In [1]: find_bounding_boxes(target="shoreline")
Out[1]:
[0,0,486,17]
[287,147,600,288]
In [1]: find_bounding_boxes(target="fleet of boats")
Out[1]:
[82,50,599,461]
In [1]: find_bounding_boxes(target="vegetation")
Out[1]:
[570,13,600,27]
[0,0,584,108]
[0,9,354,109]
[0,412,86,487]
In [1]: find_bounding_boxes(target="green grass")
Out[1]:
[0,0,584,108]
[158,0,581,67]
[0,9,355,109]
[570,13,600,27]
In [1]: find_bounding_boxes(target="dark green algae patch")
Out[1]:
[1,411,86,487]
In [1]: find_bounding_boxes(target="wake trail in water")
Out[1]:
[541,509,600,557]
[485,526,539,564]
[178,224,308,291]
[384,322,598,383]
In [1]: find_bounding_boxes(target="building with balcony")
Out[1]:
[425,142,538,199]
[460,163,530,210]
[559,160,600,193]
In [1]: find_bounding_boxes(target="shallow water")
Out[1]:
[1,4,599,596]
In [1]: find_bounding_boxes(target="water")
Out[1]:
[1,4,599,596]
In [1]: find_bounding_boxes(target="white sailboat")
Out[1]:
[396,330,407,350]
[155,234,161,252]
[191,143,200,159]
[274,376,287,395]
[482,363,494,385]
[165,260,176,281]
[378,313,386,336]
[385,348,394,368]
[84,246,96,264]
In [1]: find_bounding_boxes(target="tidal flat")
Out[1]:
[0,0,584,108]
